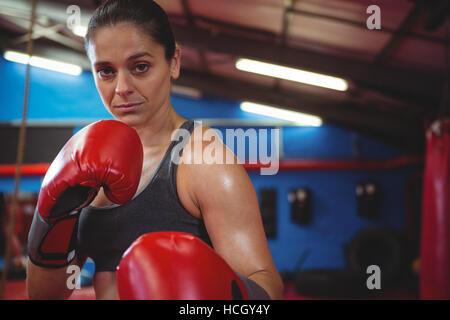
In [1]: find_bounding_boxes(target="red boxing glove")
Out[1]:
[28,120,143,267]
[117,232,249,300]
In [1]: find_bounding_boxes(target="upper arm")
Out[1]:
[198,162,275,277]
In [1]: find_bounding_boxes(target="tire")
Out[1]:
[346,226,409,288]
[294,269,367,298]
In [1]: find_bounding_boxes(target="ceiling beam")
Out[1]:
[1,14,84,52]
[171,23,442,103]
[291,7,447,45]
[374,5,422,64]
[181,0,209,73]
[273,0,294,91]
[11,23,65,45]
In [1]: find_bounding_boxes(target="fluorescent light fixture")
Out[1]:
[236,58,348,91]
[4,51,82,76]
[72,25,88,37]
[240,101,322,127]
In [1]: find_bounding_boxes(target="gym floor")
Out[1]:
[3,280,418,300]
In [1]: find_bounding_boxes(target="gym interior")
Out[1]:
[0,0,448,300]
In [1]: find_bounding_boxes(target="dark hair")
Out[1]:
[85,0,176,61]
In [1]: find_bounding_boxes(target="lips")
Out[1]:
[114,102,143,112]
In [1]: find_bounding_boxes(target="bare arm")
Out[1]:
[26,255,87,300]
[179,126,284,299]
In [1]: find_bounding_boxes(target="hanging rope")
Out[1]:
[440,18,449,117]
[0,0,38,300]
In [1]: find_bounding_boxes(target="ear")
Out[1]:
[170,44,181,80]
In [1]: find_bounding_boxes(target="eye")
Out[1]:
[134,63,149,73]
[97,67,115,79]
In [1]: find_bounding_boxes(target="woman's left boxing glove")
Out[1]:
[28,120,143,268]
[117,232,250,300]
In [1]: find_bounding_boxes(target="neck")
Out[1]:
[133,103,185,151]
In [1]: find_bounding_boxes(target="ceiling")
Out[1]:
[0,0,449,153]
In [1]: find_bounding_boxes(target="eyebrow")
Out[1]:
[94,52,153,67]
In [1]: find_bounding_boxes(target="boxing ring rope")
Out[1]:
[0,156,424,177]
[0,0,38,300]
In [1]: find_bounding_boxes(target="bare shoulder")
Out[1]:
[180,124,240,167]
[179,124,246,185]
[176,124,251,217]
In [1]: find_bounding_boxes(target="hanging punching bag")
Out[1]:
[420,118,450,299]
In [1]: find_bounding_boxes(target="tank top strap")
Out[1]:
[167,120,195,197]
[145,119,197,201]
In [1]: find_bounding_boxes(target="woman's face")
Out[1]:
[87,22,180,127]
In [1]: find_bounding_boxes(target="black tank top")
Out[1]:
[77,120,212,272]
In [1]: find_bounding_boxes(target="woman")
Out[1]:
[26,0,283,300]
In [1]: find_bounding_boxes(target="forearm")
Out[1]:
[26,256,84,300]
[248,269,284,300]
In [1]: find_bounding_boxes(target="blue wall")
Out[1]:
[0,55,422,273]
[0,55,282,123]
[250,168,415,272]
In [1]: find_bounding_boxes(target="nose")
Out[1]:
[115,71,134,97]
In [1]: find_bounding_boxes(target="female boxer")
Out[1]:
[26,0,283,300]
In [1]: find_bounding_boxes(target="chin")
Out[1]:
[111,113,145,128]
